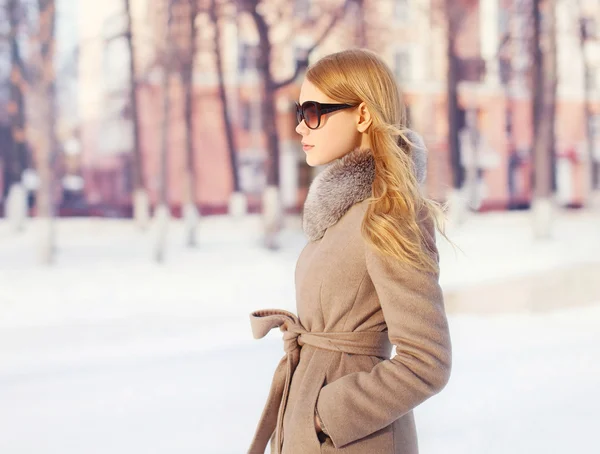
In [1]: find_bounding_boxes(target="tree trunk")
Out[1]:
[159,74,170,210]
[531,0,557,238]
[241,0,348,247]
[261,81,283,250]
[153,60,170,264]
[249,5,283,249]
[582,53,597,192]
[210,0,246,216]
[444,0,467,226]
[181,0,200,247]
[250,10,279,189]
[36,0,57,265]
[154,1,172,264]
[578,6,600,205]
[154,0,174,263]
[445,7,463,191]
[463,119,482,211]
[124,0,149,228]
[5,0,29,231]
[153,83,170,264]
[181,76,199,247]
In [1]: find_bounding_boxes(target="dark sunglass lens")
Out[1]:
[304,102,319,128]
[295,104,302,125]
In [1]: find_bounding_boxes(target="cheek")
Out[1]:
[304,116,360,166]
[321,117,361,156]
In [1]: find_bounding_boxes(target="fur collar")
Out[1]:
[302,131,428,242]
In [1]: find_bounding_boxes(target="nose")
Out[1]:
[295,120,309,136]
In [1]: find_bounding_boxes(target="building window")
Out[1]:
[457,57,486,83]
[241,100,252,131]
[499,58,512,85]
[394,49,411,82]
[512,9,529,87]
[404,104,412,128]
[294,0,311,20]
[101,30,133,155]
[238,43,259,73]
[240,99,262,131]
[590,114,600,163]
[238,153,266,195]
[294,45,310,68]
[580,17,597,40]
[103,38,129,96]
[585,67,598,92]
[498,7,510,39]
[394,0,410,22]
[590,114,600,140]
[505,107,513,136]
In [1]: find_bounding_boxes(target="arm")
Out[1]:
[314,218,452,448]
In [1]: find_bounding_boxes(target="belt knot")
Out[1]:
[246,309,392,454]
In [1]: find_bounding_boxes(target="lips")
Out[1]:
[302,143,314,151]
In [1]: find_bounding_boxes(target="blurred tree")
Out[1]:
[237,0,350,249]
[124,0,150,229]
[32,0,58,264]
[530,0,557,238]
[208,0,245,218]
[439,0,471,225]
[170,0,201,246]
[444,0,464,189]
[154,0,174,263]
[4,0,29,231]
[181,0,201,246]
[577,2,600,203]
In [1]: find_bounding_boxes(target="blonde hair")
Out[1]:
[306,48,447,273]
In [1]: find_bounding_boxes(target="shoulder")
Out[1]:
[344,199,371,229]
[322,199,370,241]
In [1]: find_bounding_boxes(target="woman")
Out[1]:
[248,49,452,454]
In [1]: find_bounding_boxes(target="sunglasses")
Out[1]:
[295,101,357,130]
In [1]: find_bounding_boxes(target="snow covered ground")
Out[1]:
[1,210,599,453]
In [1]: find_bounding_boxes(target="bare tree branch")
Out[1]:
[271,0,350,91]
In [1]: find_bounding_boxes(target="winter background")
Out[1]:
[2,0,600,453]
[2,210,600,454]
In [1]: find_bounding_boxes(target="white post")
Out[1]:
[262,185,282,250]
[134,188,150,228]
[6,182,27,232]
[153,204,170,263]
[229,191,248,217]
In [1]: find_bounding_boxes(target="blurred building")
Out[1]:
[72,0,600,216]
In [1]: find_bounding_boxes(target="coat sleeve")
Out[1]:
[314,217,452,449]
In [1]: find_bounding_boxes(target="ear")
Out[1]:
[356,102,372,133]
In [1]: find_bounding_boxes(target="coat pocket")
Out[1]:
[320,424,394,454]
[281,357,328,454]
[310,375,328,448]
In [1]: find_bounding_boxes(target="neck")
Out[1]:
[359,132,371,150]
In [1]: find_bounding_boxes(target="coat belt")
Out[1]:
[247,309,392,454]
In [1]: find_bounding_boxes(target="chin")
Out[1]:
[306,153,333,167]
[305,155,319,167]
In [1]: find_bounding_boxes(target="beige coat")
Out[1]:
[248,144,452,454]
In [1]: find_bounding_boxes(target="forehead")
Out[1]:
[299,79,335,104]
